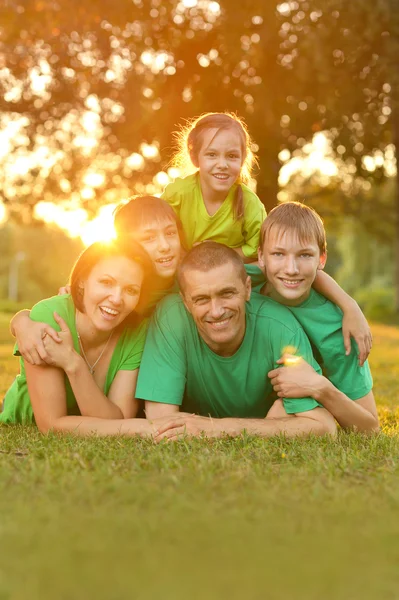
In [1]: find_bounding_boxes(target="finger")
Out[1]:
[343,331,351,356]
[36,342,50,362]
[154,419,185,436]
[28,349,45,366]
[44,326,62,343]
[53,312,69,333]
[276,358,284,365]
[268,368,280,378]
[154,426,186,442]
[356,338,366,367]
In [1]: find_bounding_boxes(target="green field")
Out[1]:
[1,316,399,600]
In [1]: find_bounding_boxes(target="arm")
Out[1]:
[10,309,61,365]
[268,355,379,433]
[145,400,179,419]
[43,313,137,419]
[153,406,336,441]
[25,361,156,437]
[313,271,372,366]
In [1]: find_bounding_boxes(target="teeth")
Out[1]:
[214,174,229,179]
[157,257,173,263]
[101,307,118,315]
[282,279,301,285]
[209,319,229,327]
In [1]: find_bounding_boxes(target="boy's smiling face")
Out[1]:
[258,228,326,306]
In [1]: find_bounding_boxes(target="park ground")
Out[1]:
[1,313,399,599]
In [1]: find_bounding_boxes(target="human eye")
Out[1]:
[100,278,112,286]
[126,286,140,296]
[228,153,240,160]
[221,290,234,298]
[271,252,283,257]
[166,228,177,237]
[205,151,216,158]
[301,252,313,259]
[194,297,208,305]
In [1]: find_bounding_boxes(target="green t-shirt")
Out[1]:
[273,289,373,400]
[136,293,322,417]
[245,264,266,289]
[161,173,266,258]
[1,295,148,425]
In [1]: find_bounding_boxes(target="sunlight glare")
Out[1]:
[80,204,117,247]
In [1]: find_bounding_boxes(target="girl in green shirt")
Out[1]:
[162,112,266,262]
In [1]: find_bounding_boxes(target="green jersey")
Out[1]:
[136,294,322,417]
[1,295,148,425]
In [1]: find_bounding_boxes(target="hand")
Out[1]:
[15,320,62,366]
[268,355,324,399]
[152,414,216,442]
[342,304,372,366]
[42,312,76,370]
[58,284,71,295]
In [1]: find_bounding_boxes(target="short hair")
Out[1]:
[177,241,247,294]
[113,195,186,248]
[69,238,155,326]
[260,202,327,255]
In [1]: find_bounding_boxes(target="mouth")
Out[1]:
[156,256,175,267]
[205,316,232,330]
[278,278,304,288]
[212,173,230,181]
[100,306,120,319]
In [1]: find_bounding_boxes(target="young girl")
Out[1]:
[162,112,266,263]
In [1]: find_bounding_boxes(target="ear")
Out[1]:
[318,252,327,271]
[78,281,84,294]
[244,275,251,302]
[189,150,199,168]
[258,247,265,268]
[180,290,191,314]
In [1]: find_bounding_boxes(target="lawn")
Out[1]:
[1,316,399,600]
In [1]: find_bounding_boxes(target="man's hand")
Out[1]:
[15,319,61,365]
[342,304,372,367]
[153,413,216,442]
[268,355,324,400]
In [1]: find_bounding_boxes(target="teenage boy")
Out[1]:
[257,202,379,433]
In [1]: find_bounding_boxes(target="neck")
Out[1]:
[265,283,310,307]
[75,310,112,348]
[155,274,176,292]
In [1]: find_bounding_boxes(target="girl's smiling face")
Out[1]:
[196,128,244,202]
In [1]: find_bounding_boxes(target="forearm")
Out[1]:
[314,379,379,433]
[66,355,124,419]
[48,416,153,437]
[205,411,336,438]
[313,271,356,311]
[10,309,31,337]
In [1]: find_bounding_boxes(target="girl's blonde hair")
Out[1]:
[171,112,257,221]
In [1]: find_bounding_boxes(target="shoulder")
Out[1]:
[151,293,190,330]
[240,183,264,206]
[248,294,303,335]
[162,173,198,198]
[121,317,148,346]
[296,289,343,315]
[30,294,74,328]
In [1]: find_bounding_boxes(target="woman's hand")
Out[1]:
[42,312,77,371]
[342,303,372,366]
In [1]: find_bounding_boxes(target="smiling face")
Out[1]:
[80,256,144,333]
[181,262,251,357]
[133,217,182,280]
[258,229,326,306]
[196,128,244,203]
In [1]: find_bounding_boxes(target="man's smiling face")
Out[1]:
[259,228,326,306]
[181,262,251,357]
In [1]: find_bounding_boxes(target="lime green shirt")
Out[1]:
[161,173,266,258]
[1,295,148,425]
[136,294,321,417]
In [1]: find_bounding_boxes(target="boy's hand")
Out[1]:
[342,306,372,367]
[16,321,62,365]
[268,355,324,399]
[58,284,71,295]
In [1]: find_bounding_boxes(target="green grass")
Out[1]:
[1,317,399,599]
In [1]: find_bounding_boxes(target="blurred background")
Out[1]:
[0,0,397,322]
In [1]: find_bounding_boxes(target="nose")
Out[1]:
[284,255,299,275]
[109,286,123,305]
[209,298,225,320]
[157,233,170,253]
[216,155,228,169]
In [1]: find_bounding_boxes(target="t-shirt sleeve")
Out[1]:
[241,191,267,258]
[118,319,148,371]
[161,179,183,212]
[135,301,187,405]
[270,325,322,415]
